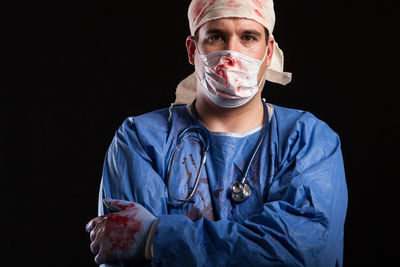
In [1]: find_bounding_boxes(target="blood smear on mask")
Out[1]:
[223,57,237,67]
[215,64,229,85]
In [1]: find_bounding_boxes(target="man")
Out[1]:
[86,1,348,266]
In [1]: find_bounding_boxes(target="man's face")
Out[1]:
[187,18,274,84]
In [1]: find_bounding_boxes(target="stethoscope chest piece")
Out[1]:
[231,182,251,202]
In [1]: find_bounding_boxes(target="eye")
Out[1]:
[208,34,224,42]
[242,35,256,42]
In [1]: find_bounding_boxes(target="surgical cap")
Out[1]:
[175,0,292,105]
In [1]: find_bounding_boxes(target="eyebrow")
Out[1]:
[205,29,263,37]
[241,30,262,37]
[205,29,225,35]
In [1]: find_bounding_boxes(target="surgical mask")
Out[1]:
[195,48,267,108]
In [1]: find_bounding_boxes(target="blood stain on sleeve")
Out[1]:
[200,203,216,221]
[189,153,197,171]
[198,191,207,209]
[182,157,193,194]
[186,204,202,221]
[213,188,224,199]
[199,178,209,184]
[213,188,228,214]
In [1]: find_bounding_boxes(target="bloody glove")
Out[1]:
[86,199,156,265]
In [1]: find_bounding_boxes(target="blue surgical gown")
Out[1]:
[98,103,348,267]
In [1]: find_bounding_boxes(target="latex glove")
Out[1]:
[86,199,156,265]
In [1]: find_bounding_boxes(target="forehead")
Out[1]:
[198,18,265,33]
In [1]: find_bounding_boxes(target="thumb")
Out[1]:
[103,198,136,212]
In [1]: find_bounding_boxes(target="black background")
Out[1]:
[3,1,399,266]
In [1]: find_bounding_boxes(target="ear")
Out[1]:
[186,35,197,65]
[265,36,275,68]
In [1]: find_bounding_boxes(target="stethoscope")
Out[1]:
[167,99,269,205]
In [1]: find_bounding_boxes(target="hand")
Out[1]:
[86,199,156,264]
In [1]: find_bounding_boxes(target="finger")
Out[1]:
[94,248,107,265]
[90,217,106,241]
[90,239,101,255]
[85,215,105,233]
[95,247,123,265]
[103,198,136,212]
[90,228,98,242]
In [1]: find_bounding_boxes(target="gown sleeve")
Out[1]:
[98,116,169,219]
[97,115,169,267]
[151,114,348,267]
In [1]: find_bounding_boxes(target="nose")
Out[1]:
[225,36,240,53]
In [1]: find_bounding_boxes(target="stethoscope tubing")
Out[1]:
[241,101,269,183]
[167,125,209,205]
[167,99,269,205]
